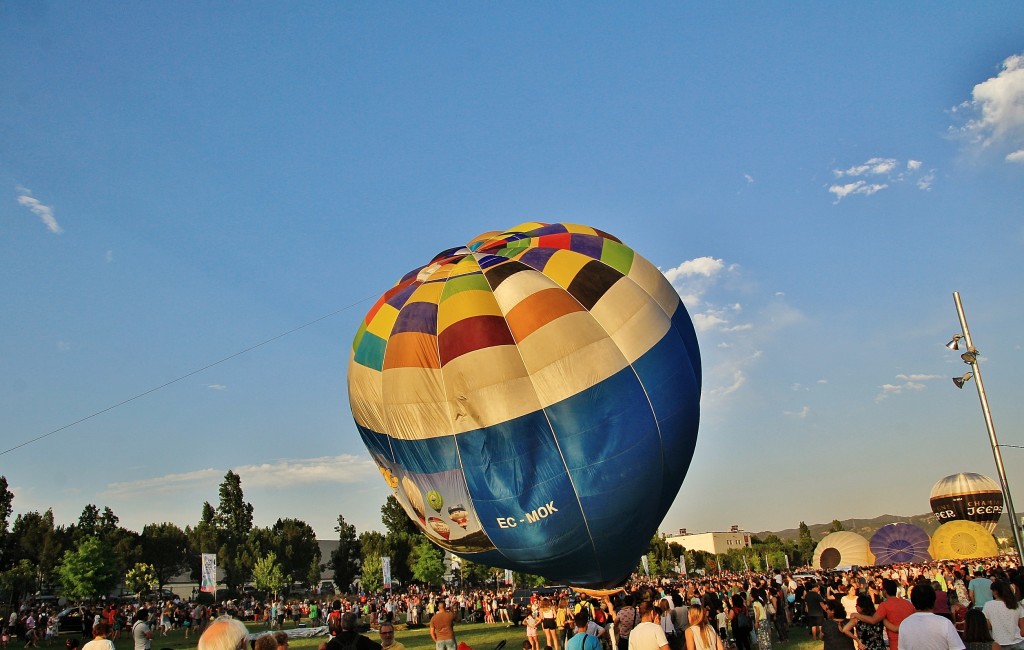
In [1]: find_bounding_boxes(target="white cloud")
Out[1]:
[784,406,810,418]
[692,313,728,332]
[744,174,754,183]
[706,369,746,397]
[829,180,888,203]
[102,455,377,497]
[1007,149,1024,163]
[876,379,929,401]
[663,256,725,281]
[952,53,1024,163]
[57,340,71,352]
[16,187,62,234]
[834,157,898,178]
[828,157,933,202]
[207,384,227,391]
[105,250,114,263]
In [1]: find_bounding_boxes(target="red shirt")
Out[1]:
[876,597,916,647]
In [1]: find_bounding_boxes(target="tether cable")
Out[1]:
[1,295,375,457]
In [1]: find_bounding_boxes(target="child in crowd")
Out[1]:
[525,609,540,650]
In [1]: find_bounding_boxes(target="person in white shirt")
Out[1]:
[629,602,669,650]
[897,584,964,650]
[981,581,1024,649]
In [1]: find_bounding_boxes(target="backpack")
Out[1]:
[732,609,751,633]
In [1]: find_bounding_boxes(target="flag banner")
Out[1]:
[382,556,392,589]
[743,555,748,572]
[785,554,790,569]
[504,569,513,585]
[680,554,687,575]
[641,555,650,576]
[201,553,217,593]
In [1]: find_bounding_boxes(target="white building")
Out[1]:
[663,526,751,555]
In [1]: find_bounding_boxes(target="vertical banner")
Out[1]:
[201,553,217,593]
[765,554,770,570]
[382,556,392,589]
[680,554,687,576]
[641,555,650,577]
[785,554,790,570]
[742,555,748,572]
[504,569,513,585]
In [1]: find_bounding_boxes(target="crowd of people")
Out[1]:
[6,554,1024,650]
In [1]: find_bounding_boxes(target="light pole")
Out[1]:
[948,291,1024,562]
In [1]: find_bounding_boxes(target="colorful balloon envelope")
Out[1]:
[347,222,701,586]
[869,523,932,565]
[930,472,1004,533]
[812,531,874,570]
[929,520,999,560]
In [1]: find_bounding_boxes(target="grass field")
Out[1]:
[60,620,823,650]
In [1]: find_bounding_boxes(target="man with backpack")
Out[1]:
[567,612,602,650]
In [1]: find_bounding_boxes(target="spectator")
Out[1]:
[81,623,114,650]
[981,580,1024,649]
[430,603,456,650]
[131,610,152,650]
[198,617,248,650]
[326,613,380,650]
[896,583,963,650]
[378,623,404,650]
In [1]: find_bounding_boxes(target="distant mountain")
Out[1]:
[756,512,1020,542]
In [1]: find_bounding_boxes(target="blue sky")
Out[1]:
[2,3,1023,543]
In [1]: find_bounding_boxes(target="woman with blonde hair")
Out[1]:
[540,597,560,650]
[684,606,723,650]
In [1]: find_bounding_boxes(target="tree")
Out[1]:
[361,554,383,593]
[214,471,254,590]
[186,502,220,581]
[829,519,845,533]
[269,518,321,587]
[12,509,64,590]
[381,496,418,537]
[410,541,444,585]
[75,504,101,539]
[331,515,360,593]
[0,476,13,573]
[797,521,815,564]
[252,552,286,597]
[124,563,157,598]
[0,559,36,604]
[58,536,118,601]
[141,523,189,591]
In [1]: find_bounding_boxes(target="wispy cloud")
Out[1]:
[102,455,377,497]
[744,174,754,184]
[663,257,803,402]
[828,157,933,203]
[951,52,1024,164]
[16,186,62,234]
[207,384,227,391]
[105,250,115,263]
[876,373,943,401]
[784,406,810,419]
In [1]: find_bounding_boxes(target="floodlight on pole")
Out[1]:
[952,372,973,389]
[949,291,1024,562]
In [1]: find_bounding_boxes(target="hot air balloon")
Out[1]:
[930,473,1004,533]
[869,523,932,565]
[347,222,701,587]
[929,520,999,560]
[812,532,873,570]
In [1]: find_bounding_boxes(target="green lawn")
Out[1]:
[76,620,821,650]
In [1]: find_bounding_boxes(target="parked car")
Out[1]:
[57,607,86,634]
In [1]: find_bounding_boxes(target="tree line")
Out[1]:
[0,472,825,607]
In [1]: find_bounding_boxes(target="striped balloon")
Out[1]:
[348,222,701,586]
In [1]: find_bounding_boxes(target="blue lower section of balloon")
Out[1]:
[357,325,699,587]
